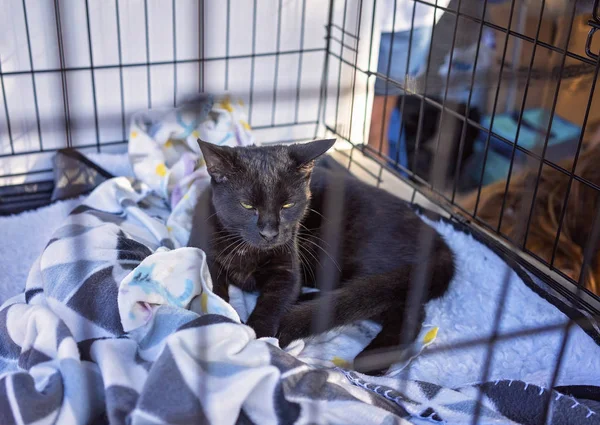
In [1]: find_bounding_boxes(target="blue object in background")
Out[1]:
[387,106,409,177]
[375,28,433,97]
[470,108,582,186]
[483,108,581,156]
[383,27,496,179]
[377,27,431,179]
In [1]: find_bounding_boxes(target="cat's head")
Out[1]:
[197,138,335,250]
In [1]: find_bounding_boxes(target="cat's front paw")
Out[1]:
[277,311,309,348]
[277,331,294,349]
[246,316,278,339]
[276,324,305,348]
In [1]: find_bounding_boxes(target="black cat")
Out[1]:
[189,139,454,371]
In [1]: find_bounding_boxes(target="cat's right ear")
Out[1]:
[197,139,235,183]
[288,138,336,171]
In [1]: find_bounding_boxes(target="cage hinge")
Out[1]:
[586,0,600,60]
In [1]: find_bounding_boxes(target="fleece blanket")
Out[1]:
[1,96,600,424]
[0,152,134,303]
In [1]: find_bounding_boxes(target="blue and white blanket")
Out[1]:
[1,96,600,424]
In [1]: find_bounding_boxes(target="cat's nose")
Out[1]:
[259,228,279,242]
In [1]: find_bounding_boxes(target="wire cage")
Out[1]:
[1,0,600,422]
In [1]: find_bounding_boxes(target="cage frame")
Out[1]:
[1,1,600,422]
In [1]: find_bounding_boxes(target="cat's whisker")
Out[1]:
[215,237,244,266]
[211,230,234,236]
[297,237,320,263]
[217,256,229,280]
[298,240,322,271]
[215,236,242,256]
[234,241,248,266]
[296,245,315,286]
[212,234,243,244]
[211,227,244,237]
[225,239,246,274]
[308,208,330,223]
[204,212,219,222]
[238,241,251,266]
[298,222,316,231]
[303,249,318,285]
[298,222,319,234]
[298,228,334,248]
[295,239,315,283]
[213,231,239,237]
[216,254,230,280]
[217,240,241,280]
[296,235,341,272]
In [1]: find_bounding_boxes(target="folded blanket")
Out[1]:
[1,97,599,424]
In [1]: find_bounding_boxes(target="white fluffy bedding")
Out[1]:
[409,215,600,388]
[1,151,600,392]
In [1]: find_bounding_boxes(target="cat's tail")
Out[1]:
[277,238,454,347]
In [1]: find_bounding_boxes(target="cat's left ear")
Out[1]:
[288,139,336,170]
[197,139,236,183]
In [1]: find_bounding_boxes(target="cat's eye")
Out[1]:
[282,202,295,209]
[240,202,254,209]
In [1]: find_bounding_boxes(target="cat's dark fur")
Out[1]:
[189,139,454,370]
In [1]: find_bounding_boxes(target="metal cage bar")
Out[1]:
[0,3,599,423]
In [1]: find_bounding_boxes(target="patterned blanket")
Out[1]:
[1,96,599,424]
